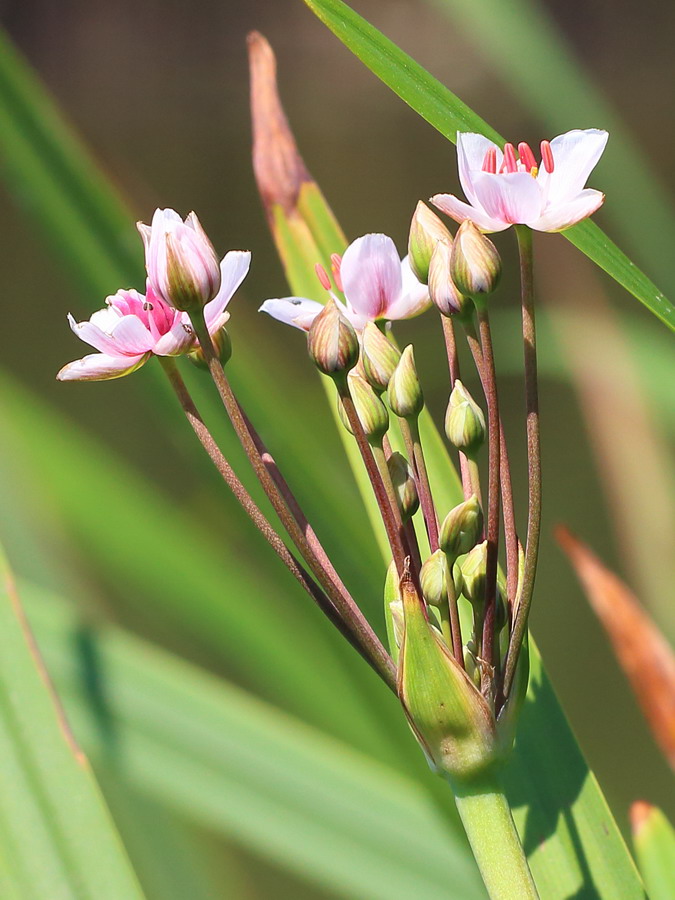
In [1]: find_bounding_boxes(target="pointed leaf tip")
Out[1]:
[556,525,675,771]
[248,31,312,216]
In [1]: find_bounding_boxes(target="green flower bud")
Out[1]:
[439,495,483,562]
[398,574,497,780]
[445,380,486,455]
[187,326,232,370]
[452,561,464,599]
[408,201,453,284]
[460,540,488,611]
[420,549,450,608]
[307,299,359,378]
[387,451,419,521]
[450,220,501,300]
[361,322,401,392]
[387,345,424,419]
[339,371,389,443]
[428,239,471,317]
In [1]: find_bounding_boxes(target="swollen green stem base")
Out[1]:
[450,774,540,900]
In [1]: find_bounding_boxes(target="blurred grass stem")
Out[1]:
[337,386,409,578]
[461,317,518,612]
[474,303,500,688]
[159,356,393,681]
[441,315,473,499]
[504,226,541,698]
[398,417,439,552]
[186,313,397,690]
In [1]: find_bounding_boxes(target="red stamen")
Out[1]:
[330,253,344,292]
[315,263,332,292]
[540,140,554,173]
[503,142,517,173]
[481,147,497,174]
[518,142,537,172]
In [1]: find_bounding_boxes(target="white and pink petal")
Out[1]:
[528,188,605,232]
[537,129,608,207]
[204,250,251,327]
[457,133,503,205]
[430,193,511,233]
[470,171,543,226]
[386,257,431,320]
[259,297,325,331]
[56,352,149,382]
[340,234,402,320]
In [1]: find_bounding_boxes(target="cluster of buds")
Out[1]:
[296,214,530,783]
[59,121,609,794]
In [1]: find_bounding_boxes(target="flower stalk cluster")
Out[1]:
[58,103,607,898]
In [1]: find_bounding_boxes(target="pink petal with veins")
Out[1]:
[471,171,543,225]
[340,234,402,320]
[430,193,510,233]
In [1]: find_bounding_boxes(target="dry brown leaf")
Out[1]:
[556,525,675,771]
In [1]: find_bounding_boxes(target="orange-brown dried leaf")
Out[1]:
[557,525,675,770]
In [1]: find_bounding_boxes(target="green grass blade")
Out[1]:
[428,0,675,290]
[301,0,675,333]
[23,582,485,900]
[0,549,145,900]
[0,369,402,762]
[631,803,675,900]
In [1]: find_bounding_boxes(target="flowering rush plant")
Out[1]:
[47,17,674,900]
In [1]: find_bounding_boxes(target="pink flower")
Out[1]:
[259,233,430,331]
[431,129,608,233]
[57,251,250,382]
[137,208,222,311]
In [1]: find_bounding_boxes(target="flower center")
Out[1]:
[108,287,180,337]
[481,140,554,178]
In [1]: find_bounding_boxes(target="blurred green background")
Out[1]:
[1,0,673,896]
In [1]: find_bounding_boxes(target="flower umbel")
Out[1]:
[58,209,250,381]
[432,129,608,232]
[259,232,430,331]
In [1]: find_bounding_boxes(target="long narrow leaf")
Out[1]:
[301,0,675,333]
[0,548,144,900]
[23,582,485,900]
[428,0,675,289]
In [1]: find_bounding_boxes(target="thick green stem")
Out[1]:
[450,775,539,900]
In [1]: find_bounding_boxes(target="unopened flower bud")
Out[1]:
[361,322,401,392]
[428,240,471,317]
[460,540,488,610]
[187,326,232,370]
[307,300,359,378]
[445,380,486,455]
[450,220,501,300]
[387,452,419,521]
[420,549,451,608]
[387,345,423,419]
[439,495,483,562]
[408,201,453,284]
[398,574,497,779]
[339,371,389,443]
[139,209,222,312]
